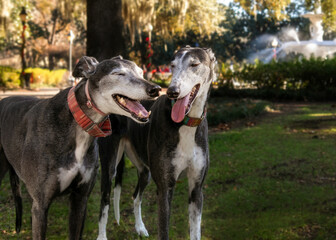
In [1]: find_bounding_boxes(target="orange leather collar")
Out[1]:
[67,82,112,137]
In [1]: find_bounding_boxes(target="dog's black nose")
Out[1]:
[166,86,180,99]
[147,85,161,97]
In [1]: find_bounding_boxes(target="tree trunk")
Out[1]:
[87,0,126,61]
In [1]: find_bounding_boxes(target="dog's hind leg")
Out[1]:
[9,166,23,234]
[132,167,150,237]
[97,137,125,240]
[113,154,124,225]
[124,141,150,237]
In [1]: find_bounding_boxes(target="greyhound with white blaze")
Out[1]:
[0,56,160,240]
[97,46,216,240]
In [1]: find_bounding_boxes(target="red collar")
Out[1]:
[67,82,112,137]
[85,80,106,116]
[182,108,206,127]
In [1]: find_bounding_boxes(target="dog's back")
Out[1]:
[0,91,74,179]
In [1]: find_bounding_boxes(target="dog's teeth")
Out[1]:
[138,112,144,118]
[148,111,151,116]
[116,95,121,100]
[119,97,126,105]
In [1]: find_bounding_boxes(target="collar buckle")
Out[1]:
[86,100,93,109]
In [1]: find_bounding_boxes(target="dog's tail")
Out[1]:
[0,149,22,234]
[0,150,9,187]
[9,166,23,234]
[113,155,125,224]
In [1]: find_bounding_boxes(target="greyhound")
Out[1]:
[0,55,161,240]
[97,46,216,240]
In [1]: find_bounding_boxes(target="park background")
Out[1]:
[0,0,336,239]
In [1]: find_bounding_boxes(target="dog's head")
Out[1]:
[73,56,161,123]
[167,46,216,123]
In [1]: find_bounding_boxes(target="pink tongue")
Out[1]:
[171,93,190,123]
[124,99,149,118]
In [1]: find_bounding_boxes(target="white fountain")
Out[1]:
[249,5,336,63]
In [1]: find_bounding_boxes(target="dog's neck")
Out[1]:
[75,81,107,123]
[186,82,211,119]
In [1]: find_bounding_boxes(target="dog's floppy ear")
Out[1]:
[204,48,216,68]
[204,48,216,63]
[111,55,123,60]
[73,56,99,78]
[204,48,217,82]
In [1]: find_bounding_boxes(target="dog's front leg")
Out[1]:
[69,190,90,240]
[31,200,50,240]
[156,184,175,240]
[187,167,207,240]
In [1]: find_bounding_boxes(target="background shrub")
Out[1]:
[215,57,336,101]
[25,68,67,87]
[0,66,20,89]
[0,67,68,89]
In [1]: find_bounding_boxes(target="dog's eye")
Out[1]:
[191,63,200,67]
[113,72,125,76]
[171,64,175,69]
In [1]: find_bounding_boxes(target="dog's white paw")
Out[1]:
[96,235,107,240]
[136,223,149,237]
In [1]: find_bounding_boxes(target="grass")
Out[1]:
[1,102,336,239]
[207,98,270,126]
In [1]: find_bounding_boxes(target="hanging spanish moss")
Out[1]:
[122,0,224,45]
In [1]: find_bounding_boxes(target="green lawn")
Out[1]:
[0,103,336,239]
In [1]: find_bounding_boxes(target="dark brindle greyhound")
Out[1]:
[97,46,216,240]
[0,56,160,240]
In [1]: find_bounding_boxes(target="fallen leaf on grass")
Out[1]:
[217,123,230,131]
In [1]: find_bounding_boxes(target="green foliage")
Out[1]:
[25,68,67,86]
[0,66,20,89]
[212,87,336,101]
[215,57,336,100]
[0,67,67,89]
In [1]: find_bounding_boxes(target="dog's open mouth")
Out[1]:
[171,84,200,123]
[113,94,150,122]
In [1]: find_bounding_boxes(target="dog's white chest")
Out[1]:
[58,131,93,192]
[172,126,205,179]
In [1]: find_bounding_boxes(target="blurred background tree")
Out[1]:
[0,0,85,70]
[0,0,335,70]
[87,0,224,61]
